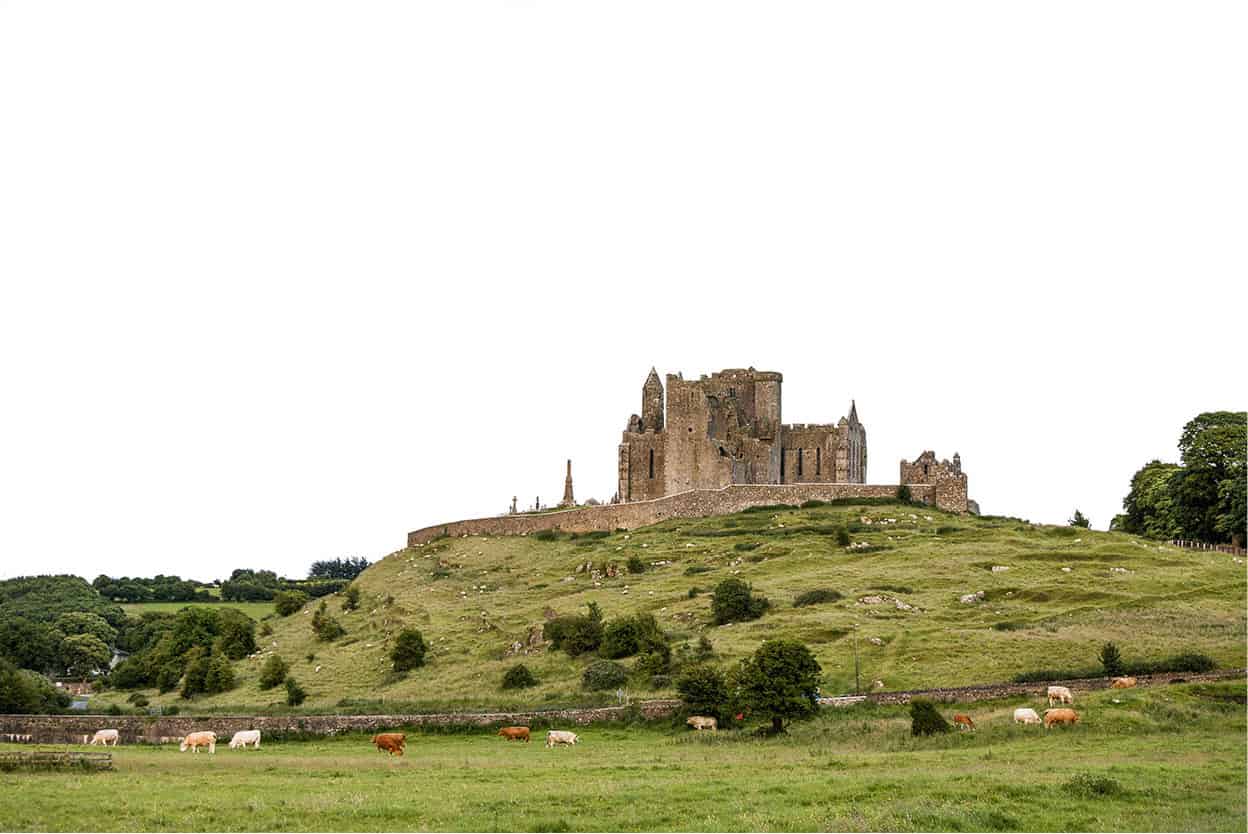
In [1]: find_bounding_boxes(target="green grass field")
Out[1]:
[119,601,275,620]
[94,501,1247,714]
[2,684,1244,832]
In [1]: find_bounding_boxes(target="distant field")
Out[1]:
[1,684,1243,832]
[119,601,273,620]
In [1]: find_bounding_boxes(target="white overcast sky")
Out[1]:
[1,2,1244,582]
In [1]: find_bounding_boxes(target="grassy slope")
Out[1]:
[108,502,1246,712]
[3,684,1244,832]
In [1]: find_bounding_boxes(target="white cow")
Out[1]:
[545,730,579,748]
[180,731,217,754]
[89,729,120,746]
[1013,707,1042,725]
[1046,686,1074,706]
[228,730,261,749]
[686,716,718,731]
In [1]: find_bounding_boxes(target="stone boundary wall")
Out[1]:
[408,483,939,546]
[0,701,683,745]
[835,668,1245,706]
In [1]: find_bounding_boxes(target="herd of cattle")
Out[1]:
[74,680,1131,754]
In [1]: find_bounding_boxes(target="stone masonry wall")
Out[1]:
[0,701,684,745]
[409,483,940,546]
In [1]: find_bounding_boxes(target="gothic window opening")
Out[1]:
[780,448,786,484]
[797,448,803,478]
[815,447,821,475]
[649,449,655,479]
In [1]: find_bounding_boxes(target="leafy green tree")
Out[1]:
[1069,509,1091,529]
[341,584,361,612]
[308,557,371,580]
[60,632,111,677]
[729,640,821,734]
[582,660,628,691]
[1116,460,1183,538]
[1099,642,1123,676]
[909,698,951,736]
[55,612,118,647]
[180,646,210,699]
[213,608,256,660]
[545,602,604,657]
[391,628,428,672]
[258,654,289,690]
[0,615,63,672]
[0,575,125,627]
[274,590,308,617]
[311,601,346,642]
[204,650,235,694]
[675,663,729,721]
[601,613,667,659]
[0,657,71,714]
[501,663,536,690]
[285,676,307,706]
[711,579,770,625]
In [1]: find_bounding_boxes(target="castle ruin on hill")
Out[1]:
[406,366,971,546]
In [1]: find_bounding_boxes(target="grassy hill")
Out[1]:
[100,501,1246,713]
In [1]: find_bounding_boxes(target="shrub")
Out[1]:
[601,613,667,660]
[214,608,257,660]
[259,622,273,637]
[626,555,646,574]
[687,587,702,599]
[793,589,842,608]
[545,603,603,657]
[896,485,913,502]
[992,621,1026,631]
[1064,772,1123,797]
[909,698,951,736]
[1099,642,1123,676]
[634,649,670,677]
[155,662,181,694]
[131,694,149,708]
[675,663,728,720]
[501,663,536,690]
[311,601,345,642]
[391,628,428,672]
[342,584,361,612]
[106,703,123,716]
[936,525,960,535]
[533,530,559,542]
[733,542,760,552]
[799,500,827,509]
[582,660,629,691]
[274,591,308,617]
[284,676,307,706]
[711,579,770,625]
[684,565,713,576]
[0,658,72,714]
[204,650,235,694]
[835,527,851,547]
[258,654,289,690]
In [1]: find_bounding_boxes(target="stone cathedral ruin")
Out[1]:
[407,367,970,546]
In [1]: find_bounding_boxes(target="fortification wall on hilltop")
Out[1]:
[408,482,944,546]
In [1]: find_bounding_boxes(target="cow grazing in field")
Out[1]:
[1013,708,1042,725]
[180,731,217,754]
[1046,685,1074,706]
[89,729,119,746]
[497,727,531,743]
[1043,708,1079,729]
[372,733,406,756]
[952,714,975,731]
[1110,676,1137,689]
[228,730,261,749]
[686,716,717,731]
[545,730,578,748]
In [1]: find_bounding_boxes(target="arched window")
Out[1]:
[649,449,655,479]
[796,448,803,478]
[815,447,821,476]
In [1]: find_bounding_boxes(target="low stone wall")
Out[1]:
[0,700,683,745]
[408,483,940,546]
[851,668,1245,706]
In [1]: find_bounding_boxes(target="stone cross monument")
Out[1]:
[561,459,575,507]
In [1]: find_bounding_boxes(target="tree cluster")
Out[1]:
[308,557,371,581]
[92,574,213,604]
[1112,411,1246,545]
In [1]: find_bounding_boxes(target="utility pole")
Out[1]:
[853,627,861,696]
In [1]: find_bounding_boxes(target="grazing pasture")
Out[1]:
[1,684,1243,832]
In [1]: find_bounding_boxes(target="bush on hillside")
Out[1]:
[545,603,603,657]
[909,698,951,736]
[711,579,770,625]
[533,530,559,542]
[1099,642,1123,676]
[0,658,71,714]
[626,555,646,574]
[274,590,308,617]
[675,663,728,721]
[204,651,235,694]
[601,613,667,660]
[799,500,827,509]
[684,565,712,576]
[285,676,307,706]
[342,584,361,612]
[391,628,428,673]
[258,654,290,690]
[793,589,842,608]
[896,485,912,502]
[501,663,536,690]
[311,601,345,642]
[582,660,628,691]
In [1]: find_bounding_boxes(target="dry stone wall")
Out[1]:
[409,483,940,546]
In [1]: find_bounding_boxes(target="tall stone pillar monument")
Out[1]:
[561,459,575,507]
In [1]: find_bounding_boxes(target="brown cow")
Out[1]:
[1110,676,1137,689]
[498,726,531,743]
[1043,708,1079,729]
[952,714,975,731]
[372,733,406,756]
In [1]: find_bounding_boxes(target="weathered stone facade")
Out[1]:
[900,451,968,515]
[618,368,866,503]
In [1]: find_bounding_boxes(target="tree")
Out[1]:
[341,584,361,612]
[601,613,667,659]
[204,650,235,694]
[213,608,256,660]
[545,602,604,657]
[711,579,770,625]
[1099,642,1123,677]
[391,628,428,672]
[274,590,308,617]
[675,663,729,721]
[308,557,371,581]
[60,633,111,678]
[311,601,345,642]
[909,698,951,736]
[55,612,118,647]
[1069,509,1091,529]
[0,615,63,673]
[729,640,821,734]
[501,663,536,690]
[180,647,210,698]
[285,676,307,706]
[0,657,71,714]
[1115,460,1183,539]
[258,654,289,690]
